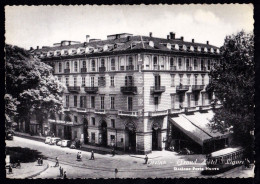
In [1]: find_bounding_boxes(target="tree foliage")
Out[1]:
[5,44,65,130]
[208,31,254,149]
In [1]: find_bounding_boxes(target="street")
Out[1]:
[6,136,254,178]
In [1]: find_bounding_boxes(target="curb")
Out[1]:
[25,162,49,179]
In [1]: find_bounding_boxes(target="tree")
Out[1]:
[208,31,254,157]
[5,44,65,132]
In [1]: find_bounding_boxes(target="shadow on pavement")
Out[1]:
[6,146,47,163]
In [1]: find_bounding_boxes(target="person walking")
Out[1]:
[59,166,63,177]
[37,158,40,166]
[114,168,118,178]
[63,171,67,179]
[90,150,95,160]
[144,155,148,164]
[40,158,43,166]
[112,148,115,157]
[8,165,13,174]
[55,157,59,167]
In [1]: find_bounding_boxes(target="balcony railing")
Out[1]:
[67,86,80,93]
[64,69,70,73]
[81,68,87,73]
[126,65,134,71]
[84,87,98,93]
[99,66,106,72]
[176,85,190,92]
[153,65,159,70]
[199,105,212,111]
[170,66,177,71]
[150,86,166,94]
[192,85,205,91]
[118,110,139,117]
[120,66,125,71]
[186,67,192,71]
[77,107,87,113]
[148,110,168,117]
[169,108,184,114]
[63,107,70,111]
[121,86,137,94]
[184,107,197,113]
[94,109,106,114]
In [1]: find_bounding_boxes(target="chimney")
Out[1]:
[30,47,33,50]
[116,34,119,39]
[69,41,71,45]
[206,41,209,45]
[170,32,175,39]
[192,39,194,43]
[149,32,153,37]
[86,35,90,43]
[37,46,39,49]
[167,35,170,40]
[181,36,184,41]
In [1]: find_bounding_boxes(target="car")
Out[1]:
[45,137,52,144]
[6,131,14,140]
[49,137,61,145]
[56,140,62,146]
[61,140,71,147]
[70,141,77,149]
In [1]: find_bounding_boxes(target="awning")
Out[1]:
[169,110,230,146]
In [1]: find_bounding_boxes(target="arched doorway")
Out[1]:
[64,115,72,140]
[152,121,161,150]
[101,120,107,146]
[83,118,88,144]
[125,122,136,152]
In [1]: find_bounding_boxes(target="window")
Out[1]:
[125,76,133,86]
[91,96,95,108]
[186,59,190,70]
[100,96,105,110]
[154,75,161,87]
[111,119,115,128]
[91,132,95,142]
[178,58,182,69]
[201,59,204,71]
[66,61,70,69]
[153,56,158,67]
[207,60,211,70]
[74,116,78,123]
[66,95,69,107]
[82,60,86,68]
[129,57,133,65]
[154,96,159,110]
[171,74,175,86]
[111,135,115,142]
[74,95,77,107]
[128,97,133,111]
[195,93,199,106]
[58,77,61,82]
[101,59,105,67]
[171,95,175,109]
[194,59,198,70]
[170,58,174,67]
[179,74,183,85]
[187,74,191,85]
[59,62,62,72]
[194,75,198,85]
[111,96,115,109]
[179,94,184,106]
[110,76,115,87]
[80,96,86,108]
[65,77,69,86]
[74,61,78,72]
[92,117,95,126]
[98,76,106,87]
[91,60,95,71]
[82,77,85,87]
[74,77,77,86]
[91,77,94,87]
[202,75,205,85]
[111,59,115,71]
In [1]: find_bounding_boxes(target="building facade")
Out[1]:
[31,32,223,154]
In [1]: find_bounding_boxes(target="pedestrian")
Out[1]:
[144,155,148,164]
[114,168,118,178]
[17,160,21,168]
[59,166,63,177]
[37,158,40,166]
[61,167,63,177]
[90,150,95,160]
[8,165,13,174]
[40,158,43,166]
[63,171,67,179]
[112,148,115,157]
[55,157,59,167]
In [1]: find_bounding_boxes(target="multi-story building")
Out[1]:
[31,32,229,154]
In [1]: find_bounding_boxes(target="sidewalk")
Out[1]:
[6,160,49,179]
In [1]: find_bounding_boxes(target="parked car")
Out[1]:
[56,140,62,146]
[6,131,14,140]
[49,137,61,145]
[61,140,71,147]
[70,140,81,149]
[45,137,52,144]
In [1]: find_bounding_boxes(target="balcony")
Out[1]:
[148,110,168,117]
[184,107,197,113]
[120,66,125,71]
[199,105,212,111]
[170,66,177,71]
[118,110,139,117]
[176,85,190,92]
[192,85,205,91]
[69,107,77,111]
[67,86,80,93]
[126,65,134,71]
[77,108,87,113]
[84,87,98,94]
[169,108,184,114]
[94,109,106,115]
[81,68,87,73]
[121,86,137,94]
[150,86,166,94]
[153,65,159,70]
[186,67,192,71]
[63,107,70,111]
[99,66,106,72]
[64,69,70,73]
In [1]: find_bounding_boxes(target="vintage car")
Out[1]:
[49,137,61,145]
[61,140,72,147]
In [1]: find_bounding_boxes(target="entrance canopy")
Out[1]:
[169,110,230,146]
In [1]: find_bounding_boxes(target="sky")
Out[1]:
[5,4,254,50]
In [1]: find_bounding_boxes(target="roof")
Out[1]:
[210,147,244,157]
[30,34,220,58]
[169,110,230,146]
